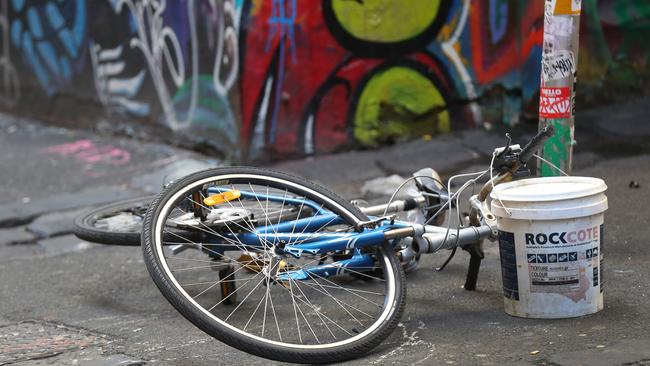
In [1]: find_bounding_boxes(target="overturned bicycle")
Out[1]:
[73,126,606,363]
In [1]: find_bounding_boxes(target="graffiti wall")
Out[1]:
[0,0,647,161]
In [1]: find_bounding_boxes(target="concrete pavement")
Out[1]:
[1,98,650,365]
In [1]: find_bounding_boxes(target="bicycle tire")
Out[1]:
[73,195,155,246]
[73,195,208,246]
[142,167,406,364]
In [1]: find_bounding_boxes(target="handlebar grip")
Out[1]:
[518,125,555,165]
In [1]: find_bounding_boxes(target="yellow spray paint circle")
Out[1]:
[330,0,444,43]
[353,65,449,146]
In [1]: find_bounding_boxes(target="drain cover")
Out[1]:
[0,321,105,365]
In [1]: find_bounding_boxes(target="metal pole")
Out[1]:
[538,0,582,176]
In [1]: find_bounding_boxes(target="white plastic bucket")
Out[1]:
[490,176,608,319]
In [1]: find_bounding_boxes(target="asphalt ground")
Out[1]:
[1,98,650,365]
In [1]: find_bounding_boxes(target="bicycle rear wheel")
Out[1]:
[142,167,406,363]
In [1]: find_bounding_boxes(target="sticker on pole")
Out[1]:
[542,51,575,81]
[539,87,572,118]
[546,16,573,37]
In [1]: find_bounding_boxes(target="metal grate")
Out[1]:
[0,320,105,365]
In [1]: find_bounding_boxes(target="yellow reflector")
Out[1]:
[203,190,241,206]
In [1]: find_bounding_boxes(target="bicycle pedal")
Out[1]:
[237,253,294,274]
[238,253,266,273]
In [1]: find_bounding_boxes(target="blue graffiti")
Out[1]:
[234,0,245,14]
[10,0,86,95]
[265,0,297,144]
[266,0,297,60]
[489,0,508,45]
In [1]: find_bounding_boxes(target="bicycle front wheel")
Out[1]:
[73,195,154,246]
[141,167,406,363]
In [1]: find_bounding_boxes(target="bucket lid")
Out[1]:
[490,176,607,202]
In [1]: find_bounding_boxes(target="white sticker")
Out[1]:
[543,33,558,52]
[542,51,575,81]
[546,15,573,37]
[545,0,555,18]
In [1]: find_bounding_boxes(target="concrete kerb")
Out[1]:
[0,186,145,229]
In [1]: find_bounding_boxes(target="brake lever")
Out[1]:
[496,133,513,158]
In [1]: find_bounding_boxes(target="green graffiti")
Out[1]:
[583,0,611,63]
[540,121,571,177]
[613,0,650,57]
[580,0,650,106]
[331,0,442,43]
[614,0,650,25]
[353,66,449,147]
[173,75,239,147]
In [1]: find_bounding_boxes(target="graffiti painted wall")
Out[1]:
[0,0,647,161]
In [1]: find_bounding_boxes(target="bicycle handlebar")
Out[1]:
[421,225,492,252]
[383,224,493,252]
[518,124,555,165]
[382,126,557,293]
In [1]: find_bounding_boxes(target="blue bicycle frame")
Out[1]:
[202,187,409,281]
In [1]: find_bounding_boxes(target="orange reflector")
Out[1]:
[203,190,241,206]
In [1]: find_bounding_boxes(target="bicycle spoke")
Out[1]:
[288,277,321,344]
[303,271,372,321]
[268,287,283,342]
[287,276,303,344]
[208,270,265,311]
[224,261,280,322]
[288,277,352,338]
[191,263,257,299]
[306,269,385,306]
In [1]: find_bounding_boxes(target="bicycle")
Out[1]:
[74,126,555,363]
